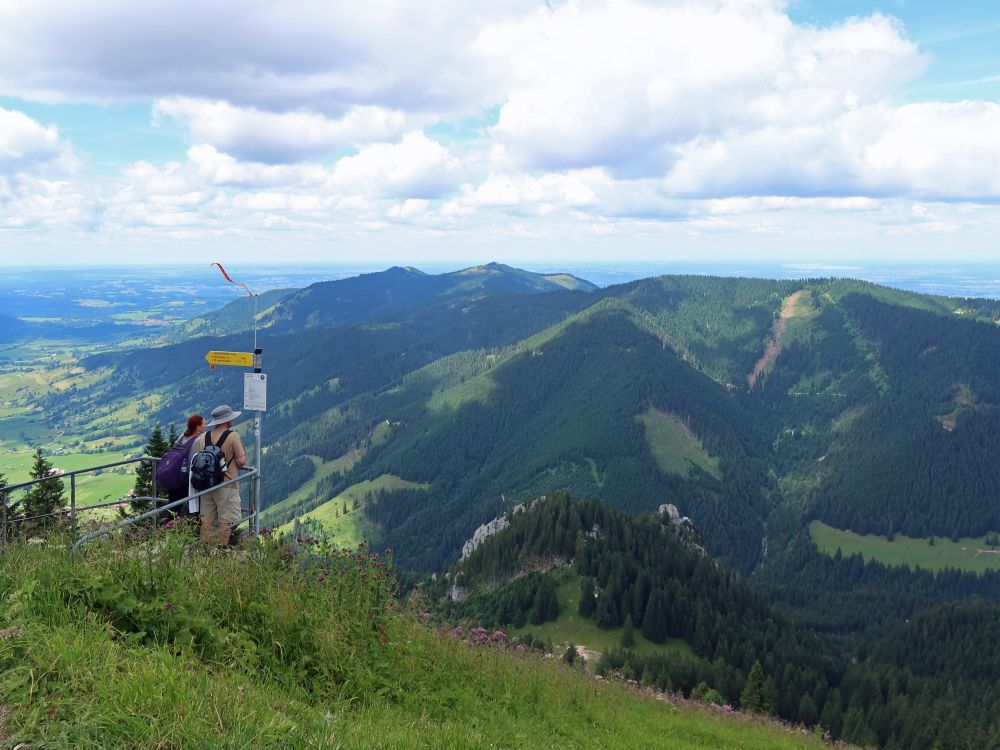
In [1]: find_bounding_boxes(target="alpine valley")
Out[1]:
[6,262,1000,749]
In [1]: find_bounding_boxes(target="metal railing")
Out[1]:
[72,466,259,552]
[0,455,260,551]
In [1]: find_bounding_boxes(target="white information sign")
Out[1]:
[244,372,267,411]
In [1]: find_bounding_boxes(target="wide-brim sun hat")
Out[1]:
[206,404,241,428]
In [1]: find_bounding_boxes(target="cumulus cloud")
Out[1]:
[0,107,65,174]
[483,3,924,176]
[90,131,466,236]
[3,0,1000,253]
[0,0,530,112]
[154,98,408,162]
[664,101,1000,200]
[329,131,466,199]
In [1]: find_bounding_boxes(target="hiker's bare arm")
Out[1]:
[236,451,247,468]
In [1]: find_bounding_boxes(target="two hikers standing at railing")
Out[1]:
[157,404,247,546]
[190,405,247,546]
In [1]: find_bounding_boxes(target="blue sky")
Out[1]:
[1,0,999,267]
[790,0,1000,100]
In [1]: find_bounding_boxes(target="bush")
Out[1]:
[691,681,724,706]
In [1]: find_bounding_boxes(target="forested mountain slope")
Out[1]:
[435,494,1000,750]
[38,269,1000,580]
[164,287,295,342]
[286,302,772,573]
[261,262,596,331]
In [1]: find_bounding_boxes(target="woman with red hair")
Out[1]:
[167,414,205,516]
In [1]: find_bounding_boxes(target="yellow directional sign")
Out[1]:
[205,351,255,368]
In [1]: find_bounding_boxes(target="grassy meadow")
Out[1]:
[637,406,720,479]
[276,474,428,548]
[0,532,843,750]
[810,520,1000,574]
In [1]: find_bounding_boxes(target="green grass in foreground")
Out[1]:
[0,532,841,750]
[810,520,1000,574]
[638,406,720,480]
[512,570,693,658]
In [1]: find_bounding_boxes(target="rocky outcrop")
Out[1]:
[659,503,706,556]
[460,502,527,560]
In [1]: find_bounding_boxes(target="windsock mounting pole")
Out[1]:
[253,348,263,536]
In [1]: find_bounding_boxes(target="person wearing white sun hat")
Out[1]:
[193,404,247,546]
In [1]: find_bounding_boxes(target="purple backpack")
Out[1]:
[155,438,191,494]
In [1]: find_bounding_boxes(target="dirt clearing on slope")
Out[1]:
[748,290,804,389]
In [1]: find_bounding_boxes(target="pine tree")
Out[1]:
[621,613,635,649]
[167,423,178,446]
[562,644,577,664]
[595,588,619,629]
[578,577,597,616]
[740,660,773,714]
[642,589,668,644]
[819,688,844,737]
[132,424,170,513]
[530,577,560,625]
[22,449,65,527]
[0,469,15,534]
[799,693,819,726]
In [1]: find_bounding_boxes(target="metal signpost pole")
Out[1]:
[209,267,266,537]
[253,348,263,535]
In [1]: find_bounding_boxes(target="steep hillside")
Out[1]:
[345,303,769,573]
[434,494,1000,750]
[0,532,843,750]
[164,287,295,342]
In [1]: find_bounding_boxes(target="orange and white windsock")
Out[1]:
[211,262,254,297]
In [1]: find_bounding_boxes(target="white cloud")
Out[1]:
[87,132,467,236]
[0,176,91,230]
[0,107,65,174]
[3,0,1000,259]
[482,3,924,175]
[664,101,1000,200]
[0,0,530,112]
[329,131,465,199]
[154,98,408,162]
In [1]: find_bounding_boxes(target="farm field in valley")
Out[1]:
[810,520,1000,574]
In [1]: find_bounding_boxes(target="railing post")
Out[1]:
[150,457,158,528]
[253,410,262,535]
[1,489,7,547]
[70,474,77,542]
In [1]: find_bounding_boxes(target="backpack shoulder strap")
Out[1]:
[215,430,232,450]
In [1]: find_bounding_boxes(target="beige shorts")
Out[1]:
[201,485,242,528]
